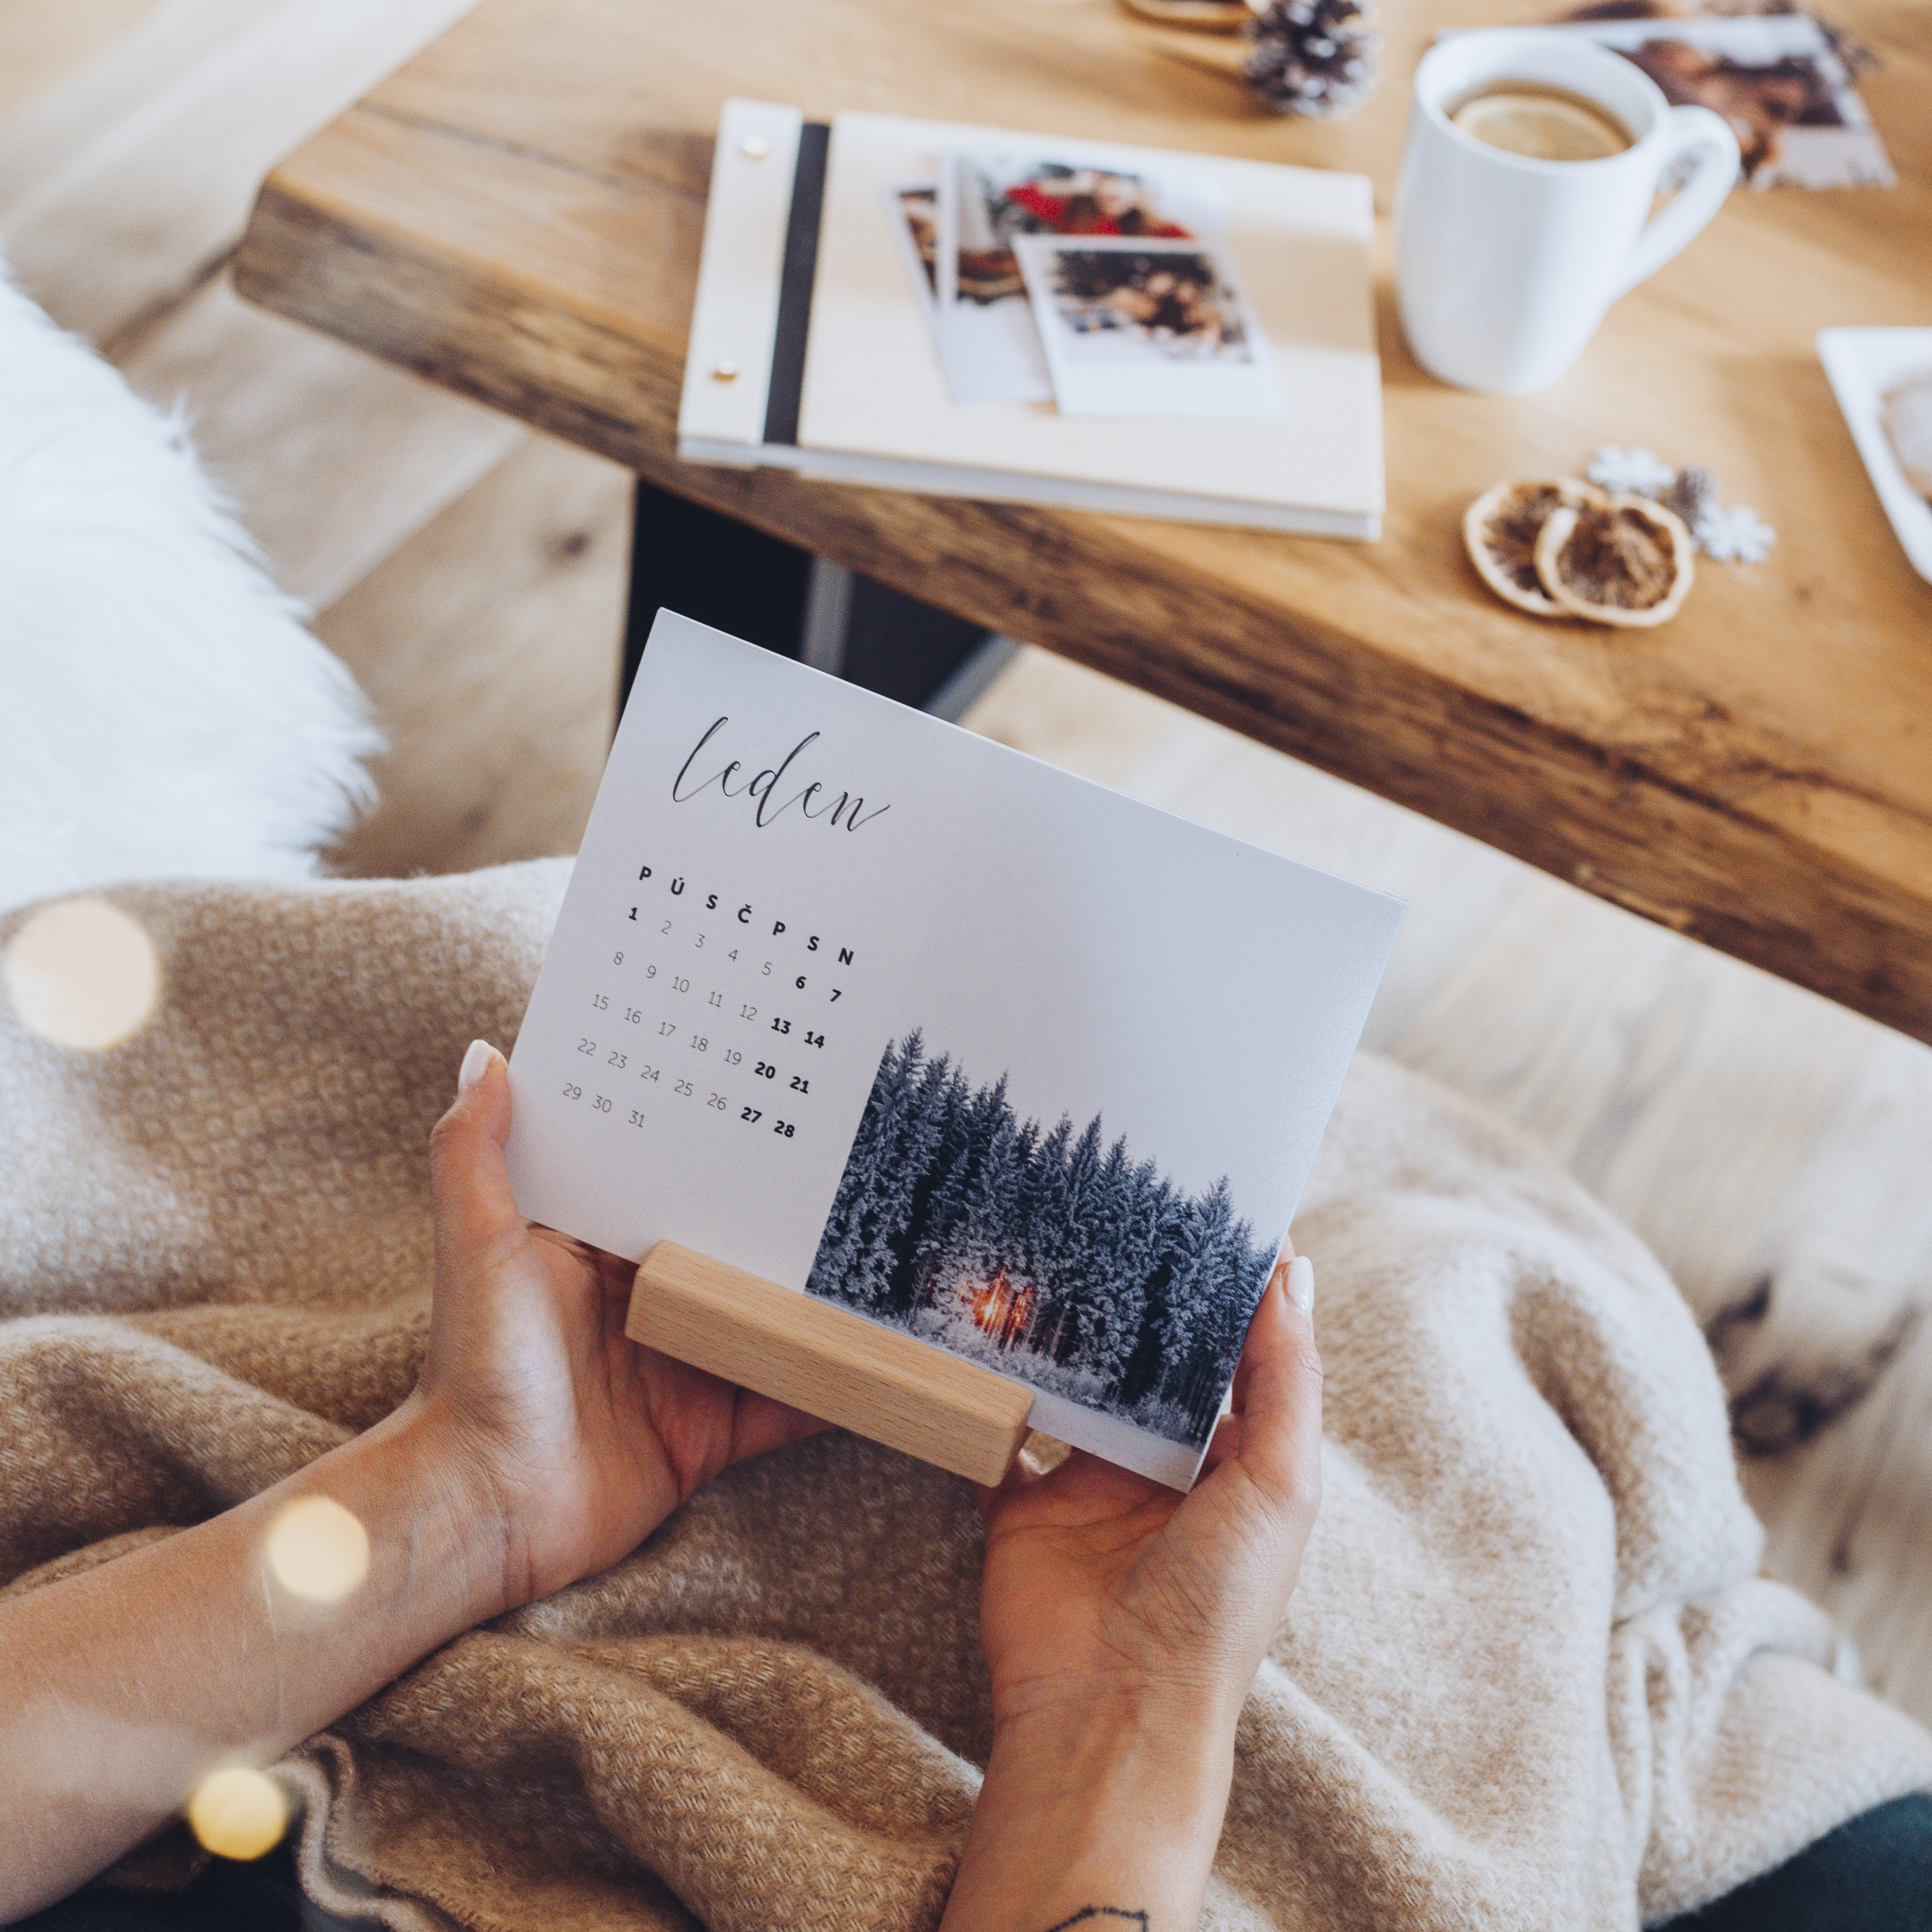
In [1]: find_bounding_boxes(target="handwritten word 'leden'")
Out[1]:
[672,718,890,832]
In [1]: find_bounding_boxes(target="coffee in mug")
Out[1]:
[1448,82,1634,163]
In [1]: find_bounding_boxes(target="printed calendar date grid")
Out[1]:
[553,866,857,1147]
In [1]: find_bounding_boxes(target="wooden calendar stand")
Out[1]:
[625,1243,1037,1485]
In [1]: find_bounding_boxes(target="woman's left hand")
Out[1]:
[413,1039,823,1614]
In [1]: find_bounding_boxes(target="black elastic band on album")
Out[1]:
[762,121,830,449]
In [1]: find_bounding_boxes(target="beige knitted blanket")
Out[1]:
[3,863,1928,1932]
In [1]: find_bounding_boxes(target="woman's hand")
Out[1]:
[0,1037,824,1917]
[977,1245,1322,1735]
[940,1250,1322,1932]
[412,1039,822,1615]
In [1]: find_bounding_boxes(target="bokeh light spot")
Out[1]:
[3,897,159,1050]
[186,1766,287,1860]
[265,1496,370,1604]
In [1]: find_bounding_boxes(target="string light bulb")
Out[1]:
[3,897,159,1050]
[265,1496,370,1604]
[186,1767,287,1860]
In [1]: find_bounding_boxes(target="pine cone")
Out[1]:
[1245,0,1379,118]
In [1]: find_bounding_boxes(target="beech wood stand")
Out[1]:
[625,1242,1036,1485]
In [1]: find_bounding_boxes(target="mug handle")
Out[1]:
[1612,105,1741,299]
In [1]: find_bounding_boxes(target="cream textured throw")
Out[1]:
[3,864,1928,1932]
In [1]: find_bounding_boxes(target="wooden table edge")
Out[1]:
[233,136,1932,1050]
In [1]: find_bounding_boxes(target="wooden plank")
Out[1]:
[118,270,524,609]
[0,0,167,125]
[1745,1319,1932,1730]
[231,0,1932,1044]
[627,1242,1035,1487]
[0,0,280,199]
[317,431,630,878]
[0,0,482,346]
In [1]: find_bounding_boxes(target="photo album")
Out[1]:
[505,613,1403,1489]
[677,100,1383,538]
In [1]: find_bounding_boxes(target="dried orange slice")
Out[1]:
[1463,477,1608,617]
[1534,491,1694,627]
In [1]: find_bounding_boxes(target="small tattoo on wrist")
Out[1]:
[1044,1911,1150,1932]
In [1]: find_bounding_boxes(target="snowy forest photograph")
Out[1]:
[806,1030,1276,1450]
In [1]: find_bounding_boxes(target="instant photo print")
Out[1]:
[932,149,1224,406]
[1012,235,1282,418]
[1549,12,1894,189]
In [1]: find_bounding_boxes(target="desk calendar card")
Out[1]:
[506,612,1403,1488]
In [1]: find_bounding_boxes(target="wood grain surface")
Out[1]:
[232,0,1932,1048]
[628,1242,1035,1486]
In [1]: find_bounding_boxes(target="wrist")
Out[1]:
[992,1656,1247,1754]
[988,1686,1236,1816]
[317,1393,517,1629]
[942,1687,1235,1932]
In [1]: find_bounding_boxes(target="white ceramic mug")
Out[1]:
[1395,28,1740,394]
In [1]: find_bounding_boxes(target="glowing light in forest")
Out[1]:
[962,1269,1034,1348]
[265,1496,370,1604]
[187,1766,288,1860]
[3,897,159,1049]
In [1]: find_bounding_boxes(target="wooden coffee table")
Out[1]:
[232,0,1932,1044]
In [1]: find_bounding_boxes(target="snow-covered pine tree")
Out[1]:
[1017,1115,1074,1362]
[919,1070,1007,1308]
[1157,1177,1238,1429]
[878,1049,956,1317]
[806,1033,906,1303]
[908,1063,974,1313]
[1176,1204,1274,1436]
[851,1030,933,1312]
[808,1029,925,1314]
[1083,1133,1152,1401]
[1050,1115,1142,1387]
[1144,1186,1221,1409]
[935,1088,1025,1326]
[1116,1172,1184,1408]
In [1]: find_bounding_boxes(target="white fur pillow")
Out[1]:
[0,257,380,914]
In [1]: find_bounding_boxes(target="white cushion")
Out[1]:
[0,256,380,914]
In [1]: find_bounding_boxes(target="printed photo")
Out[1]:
[932,148,1225,406]
[1550,10,1894,188]
[883,180,938,305]
[1013,236,1281,418]
[951,156,1209,303]
[807,1030,1274,1454]
[882,180,944,368]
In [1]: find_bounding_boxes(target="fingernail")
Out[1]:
[458,1038,495,1092]
[1287,1255,1314,1316]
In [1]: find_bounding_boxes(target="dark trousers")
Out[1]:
[26,1794,1932,1930]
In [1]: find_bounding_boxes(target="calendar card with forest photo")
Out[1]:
[505,612,1403,1487]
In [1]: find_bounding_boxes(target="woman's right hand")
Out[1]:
[940,1250,1322,1932]
[976,1245,1323,1737]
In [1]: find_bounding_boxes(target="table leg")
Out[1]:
[620,479,1009,720]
